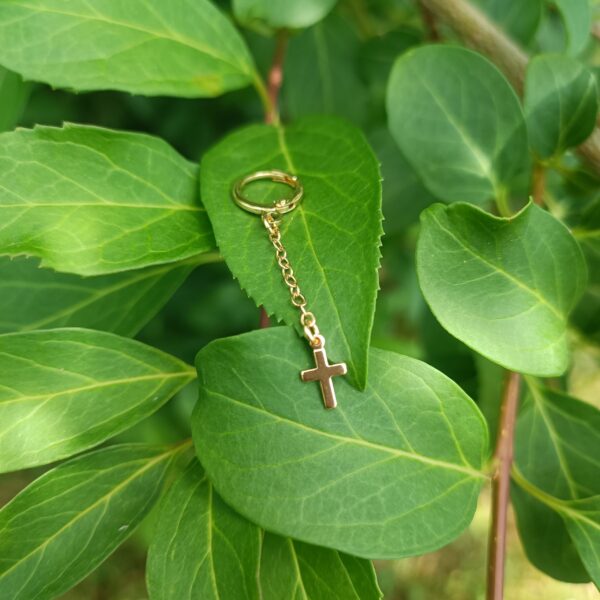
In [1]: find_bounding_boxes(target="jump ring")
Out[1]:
[232,170,304,215]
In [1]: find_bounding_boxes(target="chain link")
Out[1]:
[262,212,322,348]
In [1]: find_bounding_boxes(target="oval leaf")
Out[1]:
[0,328,195,472]
[512,381,600,585]
[192,327,488,559]
[0,254,218,335]
[200,116,382,389]
[0,124,215,275]
[417,202,587,376]
[0,0,257,97]
[0,444,181,600]
[554,0,591,56]
[525,54,598,158]
[233,0,338,30]
[387,45,529,204]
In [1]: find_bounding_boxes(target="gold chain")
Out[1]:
[262,212,322,348]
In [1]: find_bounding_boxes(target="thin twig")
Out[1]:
[420,0,600,174]
[265,30,289,125]
[417,0,440,41]
[487,371,521,600]
[259,308,270,328]
[532,164,546,206]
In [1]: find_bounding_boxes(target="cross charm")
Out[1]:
[300,342,347,409]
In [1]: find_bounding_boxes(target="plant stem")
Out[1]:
[417,0,440,41]
[420,0,600,174]
[265,30,289,125]
[532,163,545,206]
[487,371,521,600]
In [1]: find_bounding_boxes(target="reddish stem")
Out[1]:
[487,371,521,600]
[265,31,289,125]
[259,308,270,329]
[532,164,545,207]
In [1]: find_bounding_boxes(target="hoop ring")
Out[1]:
[232,170,303,215]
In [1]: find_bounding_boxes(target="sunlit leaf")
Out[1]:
[0,328,195,472]
[0,0,257,97]
[0,124,215,275]
[0,444,183,599]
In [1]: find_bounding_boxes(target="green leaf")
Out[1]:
[147,458,381,599]
[0,254,219,335]
[367,128,436,233]
[200,116,382,389]
[475,0,543,45]
[416,202,587,376]
[233,0,338,30]
[0,443,182,599]
[0,67,30,132]
[511,484,590,583]
[259,534,382,600]
[283,15,369,125]
[0,0,257,97]
[192,327,489,559]
[387,45,530,205]
[359,28,421,123]
[524,54,598,159]
[553,0,591,56]
[147,459,261,600]
[0,124,215,275]
[0,328,195,473]
[512,381,600,584]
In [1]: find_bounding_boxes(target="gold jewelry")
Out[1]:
[232,170,347,409]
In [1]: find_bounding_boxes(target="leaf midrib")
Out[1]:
[0,369,195,408]
[430,211,565,321]
[0,448,176,581]
[512,466,600,533]
[206,388,485,479]
[274,125,358,380]
[526,380,579,499]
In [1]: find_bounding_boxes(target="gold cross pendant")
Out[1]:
[300,339,347,409]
